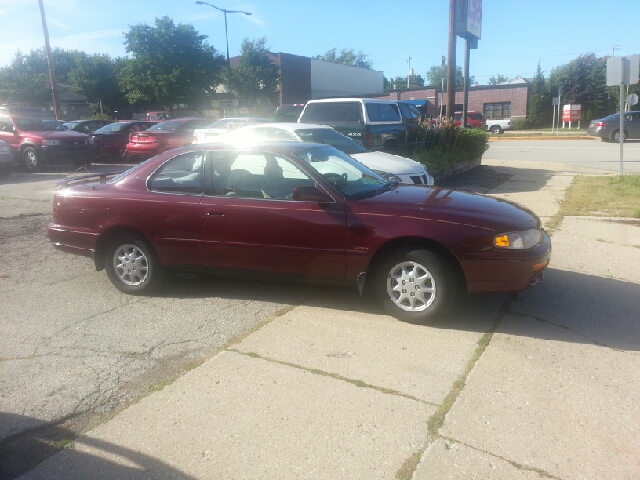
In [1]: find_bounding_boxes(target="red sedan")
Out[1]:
[125,117,210,160]
[47,142,551,322]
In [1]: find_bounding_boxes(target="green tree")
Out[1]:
[488,74,510,85]
[314,48,373,69]
[67,54,128,114]
[0,48,79,105]
[384,75,425,91]
[526,62,551,127]
[425,64,473,88]
[227,38,280,107]
[120,16,225,110]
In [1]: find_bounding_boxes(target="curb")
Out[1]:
[564,215,640,226]
[488,135,596,141]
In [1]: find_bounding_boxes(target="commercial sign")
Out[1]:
[562,104,581,122]
[456,0,482,39]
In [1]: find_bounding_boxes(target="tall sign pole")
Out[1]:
[446,0,457,120]
[607,55,640,175]
[455,0,481,126]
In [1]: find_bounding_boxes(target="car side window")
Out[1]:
[206,151,314,200]
[148,151,204,194]
[0,115,14,132]
[269,128,297,141]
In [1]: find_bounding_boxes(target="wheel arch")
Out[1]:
[94,226,155,271]
[364,237,467,295]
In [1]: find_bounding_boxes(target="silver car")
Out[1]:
[587,111,640,142]
[0,139,14,173]
[204,123,435,186]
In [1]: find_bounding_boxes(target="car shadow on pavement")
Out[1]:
[438,165,558,194]
[160,266,639,352]
[0,413,196,480]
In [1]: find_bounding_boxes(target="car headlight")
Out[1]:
[372,170,401,184]
[42,139,61,146]
[494,228,543,250]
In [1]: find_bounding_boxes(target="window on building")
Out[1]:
[483,102,511,119]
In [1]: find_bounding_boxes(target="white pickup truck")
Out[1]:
[486,118,512,134]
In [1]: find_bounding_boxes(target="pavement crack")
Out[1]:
[506,309,620,350]
[226,348,438,407]
[439,436,565,480]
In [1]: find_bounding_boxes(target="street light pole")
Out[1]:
[195,1,252,78]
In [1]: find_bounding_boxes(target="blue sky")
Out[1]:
[1,0,637,85]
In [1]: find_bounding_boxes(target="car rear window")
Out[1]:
[300,102,363,123]
[365,103,401,122]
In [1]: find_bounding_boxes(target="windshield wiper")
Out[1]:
[350,182,395,200]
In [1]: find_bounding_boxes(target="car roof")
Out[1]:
[242,122,332,131]
[203,140,329,153]
[306,98,397,105]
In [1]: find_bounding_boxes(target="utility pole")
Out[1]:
[407,56,412,88]
[38,0,61,119]
[446,0,457,120]
[612,45,619,56]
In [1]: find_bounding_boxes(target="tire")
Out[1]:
[612,130,626,142]
[490,125,502,134]
[105,234,164,294]
[22,146,41,172]
[73,159,92,169]
[375,248,456,322]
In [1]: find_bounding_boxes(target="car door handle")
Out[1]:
[206,211,224,217]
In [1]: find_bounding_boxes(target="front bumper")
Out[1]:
[461,231,552,294]
[39,144,95,163]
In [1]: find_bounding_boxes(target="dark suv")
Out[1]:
[298,98,421,154]
[0,113,93,172]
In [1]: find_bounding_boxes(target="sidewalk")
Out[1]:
[17,162,640,480]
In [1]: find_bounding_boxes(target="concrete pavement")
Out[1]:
[16,161,640,480]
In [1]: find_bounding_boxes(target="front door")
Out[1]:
[198,149,349,279]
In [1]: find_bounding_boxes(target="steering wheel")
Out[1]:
[322,172,348,190]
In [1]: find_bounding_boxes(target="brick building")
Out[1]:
[374,82,530,120]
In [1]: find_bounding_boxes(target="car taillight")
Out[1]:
[363,131,373,148]
[592,121,606,127]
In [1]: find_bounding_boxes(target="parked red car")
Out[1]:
[0,112,93,172]
[48,141,551,322]
[125,117,209,160]
[92,121,156,160]
[453,111,486,129]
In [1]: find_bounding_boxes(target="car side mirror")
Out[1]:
[292,185,333,203]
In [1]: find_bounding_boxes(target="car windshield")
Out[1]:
[13,116,64,131]
[62,122,79,129]
[294,145,388,199]
[94,123,128,134]
[148,120,183,131]
[294,128,368,155]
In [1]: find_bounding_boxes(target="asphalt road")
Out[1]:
[0,142,636,479]
[486,138,640,173]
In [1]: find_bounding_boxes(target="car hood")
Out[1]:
[350,151,426,174]
[25,130,88,139]
[356,185,540,232]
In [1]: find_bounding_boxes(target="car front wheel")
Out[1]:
[105,234,164,294]
[490,125,502,134]
[22,147,41,172]
[375,248,456,322]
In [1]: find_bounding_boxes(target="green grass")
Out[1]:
[560,174,640,218]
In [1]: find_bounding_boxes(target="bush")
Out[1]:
[413,123,489,174]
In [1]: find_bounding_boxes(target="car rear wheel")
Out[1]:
[105,234,164,294]
[22,147,41,172]
[612,130,626,142]
[490,125,502,134]
[375,248,456,322]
